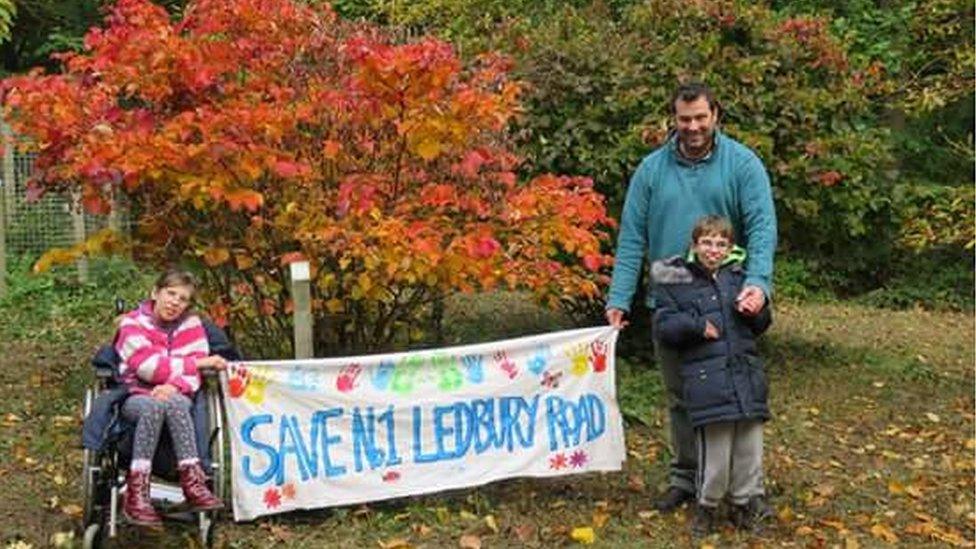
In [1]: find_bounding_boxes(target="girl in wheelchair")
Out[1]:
[109,269,227,528]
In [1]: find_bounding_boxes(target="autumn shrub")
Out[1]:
[347,0,969,298]
[2,0,616,357]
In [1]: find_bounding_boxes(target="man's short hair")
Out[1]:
[670,82,720,116]
[691,215,735,244]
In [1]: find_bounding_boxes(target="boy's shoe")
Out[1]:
[691,504,718,537]
[731,496,772,532]
[653,487,695,513]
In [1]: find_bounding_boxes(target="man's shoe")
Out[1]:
[653,486,695,512]
[731,496,772,532]
[690,504,718,537]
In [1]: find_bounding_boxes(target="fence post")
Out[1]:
[70,189,89,283]
[0,122,9,298]
[290,261,313,359]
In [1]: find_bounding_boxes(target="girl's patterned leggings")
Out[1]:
[121,393,198,464]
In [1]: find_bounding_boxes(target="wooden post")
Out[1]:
[290,261,313,359]
[70,189,88,283]
[0,122,10,298]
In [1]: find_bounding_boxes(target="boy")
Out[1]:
[650,215,773,535]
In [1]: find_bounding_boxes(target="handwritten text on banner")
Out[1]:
[221,326,624,521]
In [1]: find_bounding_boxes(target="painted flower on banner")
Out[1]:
[549,453,568,470]
[264,488,282,509]
[570,450,589,468]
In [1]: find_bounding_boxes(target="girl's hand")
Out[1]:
[197,355,228,371]
[151,384,179,401]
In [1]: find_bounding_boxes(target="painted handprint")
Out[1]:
[590,340,608,373]
[244,366,269,404]
[493,350,518,379]
[540,368,563,390]
[431,354,462,392]
[527,344,552,376]
[336,363,363,393]
[288,366,323,391]
[566,344,589,377]
[370,360,395,391]
[460,354,485,384]
[391,355,423,394]
[228,363,250,398]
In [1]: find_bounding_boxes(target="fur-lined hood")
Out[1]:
[650,245,747,285]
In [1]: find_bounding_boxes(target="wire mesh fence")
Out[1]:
[1,134,130,289]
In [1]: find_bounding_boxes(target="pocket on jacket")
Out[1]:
[744,355,768,403]
[681,363,734,411]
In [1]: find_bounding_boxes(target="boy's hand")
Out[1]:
[703,319,720,339]
[736,285,766,316]
[605,308,629,329]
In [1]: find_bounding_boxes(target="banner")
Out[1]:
[221,326,624,521]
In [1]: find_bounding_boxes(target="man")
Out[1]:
[605,82,777,512]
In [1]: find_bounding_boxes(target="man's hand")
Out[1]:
[197,355,228,371]
[605,308,629,329]
[151,383,179,401]
[703,319,720,339]
[736,285,766,316]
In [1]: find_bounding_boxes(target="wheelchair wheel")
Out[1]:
[82,520,105,549]
[199,511,217,548]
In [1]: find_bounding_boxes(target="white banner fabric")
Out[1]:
[221,326,624,521]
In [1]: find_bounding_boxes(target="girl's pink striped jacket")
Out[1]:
[115,301,210,395]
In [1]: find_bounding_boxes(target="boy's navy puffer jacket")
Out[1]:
[651,249,772,428]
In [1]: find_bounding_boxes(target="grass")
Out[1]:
[0,264,973,548]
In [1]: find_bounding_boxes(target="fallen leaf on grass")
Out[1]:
[870,523,899,543]
[61,504,82,518]
[570,527,595,544]
[458,534,481,549]
[777,505,795,523]
[459,510,478,521]
[637,510,657,520]
[512,523,535,543]
[905,519,969,546]
[844,537,861,549]
[888,480,906,495]
[795,526,814,536]
[411,524,431,537]
[49,531,74,548]
[820,518,849,534]
[378,538,412,549]
[592,510,610,528]
[627,474,646,492]
[269,524,292,542]
[925,412,940,423]
[485,515,498,534]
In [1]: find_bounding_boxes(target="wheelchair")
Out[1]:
[80,303,240,548]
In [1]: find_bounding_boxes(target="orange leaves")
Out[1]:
[5,0,615,354]
[225,189,264,212]
[202,247,231,267]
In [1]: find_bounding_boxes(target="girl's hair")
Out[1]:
[691,215,735,243]
[154,269,198,292]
